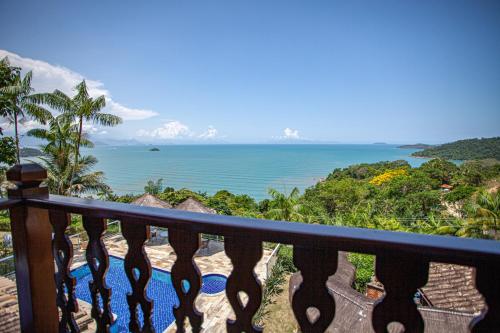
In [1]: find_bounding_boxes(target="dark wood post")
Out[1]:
[7,164,59,332]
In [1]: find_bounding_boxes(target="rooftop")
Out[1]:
[290,253,480,333]
[131,193,173,209]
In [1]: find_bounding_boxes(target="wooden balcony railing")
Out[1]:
[1,164,499,332]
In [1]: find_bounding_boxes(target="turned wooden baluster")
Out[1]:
[122,219,154,333]
[372,253,429,333]
[7,164,59,331]
[470,259,500,332]
[291,245,338,333]
[169,227,203,333]
[49,210,80,332]
[83,216,113,333]
[224,235,263,333]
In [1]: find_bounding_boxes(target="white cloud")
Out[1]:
[0,119,46,133]
[0,50,158,121]
[137,121,192,139]
[106,100,157,121]
[198,126,218,139]
[82,124,99,134]
[283,127,300,139]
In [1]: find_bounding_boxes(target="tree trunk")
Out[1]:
[74,116,83,167]
[68,116,83,195]
[14,113,20,164]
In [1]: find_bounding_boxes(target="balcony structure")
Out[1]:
[0,164,499,332]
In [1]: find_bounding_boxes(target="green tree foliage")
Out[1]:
[453,160,500,186]
[326,160,410,181]
[27,115,110,196]
[317,178,371,216]
[419,158,458,184]
[0,136,16,166]
[445,185,475,202]
[0,57,20,115]
[158,188,205,206]
[412,137,500,160]
[0,70,52,163]
[459,191,499,239]
[266,187,303,221]
[34,80,122,184]
[348,253,375,293]
[144,178,164,195]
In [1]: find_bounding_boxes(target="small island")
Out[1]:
[398,143,433,149]
[149,148,160,152]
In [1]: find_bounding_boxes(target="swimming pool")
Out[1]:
[72,255,227,332]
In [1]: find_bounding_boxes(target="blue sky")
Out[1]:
[1,0,499,144]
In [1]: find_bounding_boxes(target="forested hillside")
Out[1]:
[412,137,500,160]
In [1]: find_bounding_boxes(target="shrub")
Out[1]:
[445,185,476,202]
[0,215,10,231]
[348,253,375,293]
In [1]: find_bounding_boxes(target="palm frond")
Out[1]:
[91,112,122,126]
[26,128,49,139]
[21,103,52,124]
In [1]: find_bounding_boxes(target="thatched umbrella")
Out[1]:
[174,197,216,214]
[131,193,172,209]
[131,194,172,240]
[175,197,222,256]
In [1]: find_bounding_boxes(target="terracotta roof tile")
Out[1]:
[421,262,485,314]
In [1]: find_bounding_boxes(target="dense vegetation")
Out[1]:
[412,137,500,160]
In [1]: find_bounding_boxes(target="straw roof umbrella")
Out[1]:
[130,194,172,240]
[174,197,216,214]
[175,197,222,256]
[131,193,172,209]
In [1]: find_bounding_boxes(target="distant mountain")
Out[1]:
[412,137,500,160]
[20,147,43,157]
[92,138,144,146]
[398,143,433,149]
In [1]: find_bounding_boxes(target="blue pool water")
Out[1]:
[72,256,227,332]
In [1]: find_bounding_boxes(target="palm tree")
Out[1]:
[27,115,109,196]
[65,155,111,196]
[437,191,500,239]
[0,57,20,115]
[34,80,122,183]
[461,190,499,239]
[144,178,164,195]
[0,71,52,163]
[266,187,303,221]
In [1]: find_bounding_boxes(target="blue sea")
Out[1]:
[84,144,425,200]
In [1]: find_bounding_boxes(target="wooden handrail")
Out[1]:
[0,198,21,210]
[26,194,500,266]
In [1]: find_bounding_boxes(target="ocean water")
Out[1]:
[84,144,424,200]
